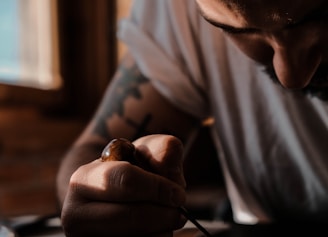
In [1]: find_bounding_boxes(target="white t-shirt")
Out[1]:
[118,0,328,224]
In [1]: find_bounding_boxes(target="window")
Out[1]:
[0,0,117,114]
[0,0,61,90]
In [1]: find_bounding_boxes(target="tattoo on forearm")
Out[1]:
[127,114,152,139]
[109,64,148,117]
[93,61,152,140]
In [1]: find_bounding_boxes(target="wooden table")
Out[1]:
[5,216,328,237]
[177,221,328,237]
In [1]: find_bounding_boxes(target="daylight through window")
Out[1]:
[0,0,62,90]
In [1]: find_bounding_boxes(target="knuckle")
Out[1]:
[107,162,138,191]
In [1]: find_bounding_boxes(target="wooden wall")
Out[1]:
[57,0,118,118]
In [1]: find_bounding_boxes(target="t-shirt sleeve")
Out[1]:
[117,0,210,120]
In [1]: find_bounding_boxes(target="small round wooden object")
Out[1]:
[101,138,136,164]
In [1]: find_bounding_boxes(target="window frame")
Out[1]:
[0,0,117,117]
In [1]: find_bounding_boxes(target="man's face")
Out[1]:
[196,0,328,100]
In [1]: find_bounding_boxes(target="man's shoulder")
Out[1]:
[131,0,199,22]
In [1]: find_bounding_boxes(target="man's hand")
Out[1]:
[60,135,187,237]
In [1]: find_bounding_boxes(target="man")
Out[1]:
[56,0,328,236]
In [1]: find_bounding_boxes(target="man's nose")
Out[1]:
[270,37,322,89]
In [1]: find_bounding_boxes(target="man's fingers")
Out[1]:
[61,200,185,236]
[69,159,186,206]
[133,135,186,187]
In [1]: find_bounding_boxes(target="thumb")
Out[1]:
[133,134,186,187]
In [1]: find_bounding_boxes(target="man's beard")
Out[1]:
[263,64,328,101]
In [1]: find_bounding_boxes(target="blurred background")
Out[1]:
[0,0,133,218]
[0,0,225,222]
